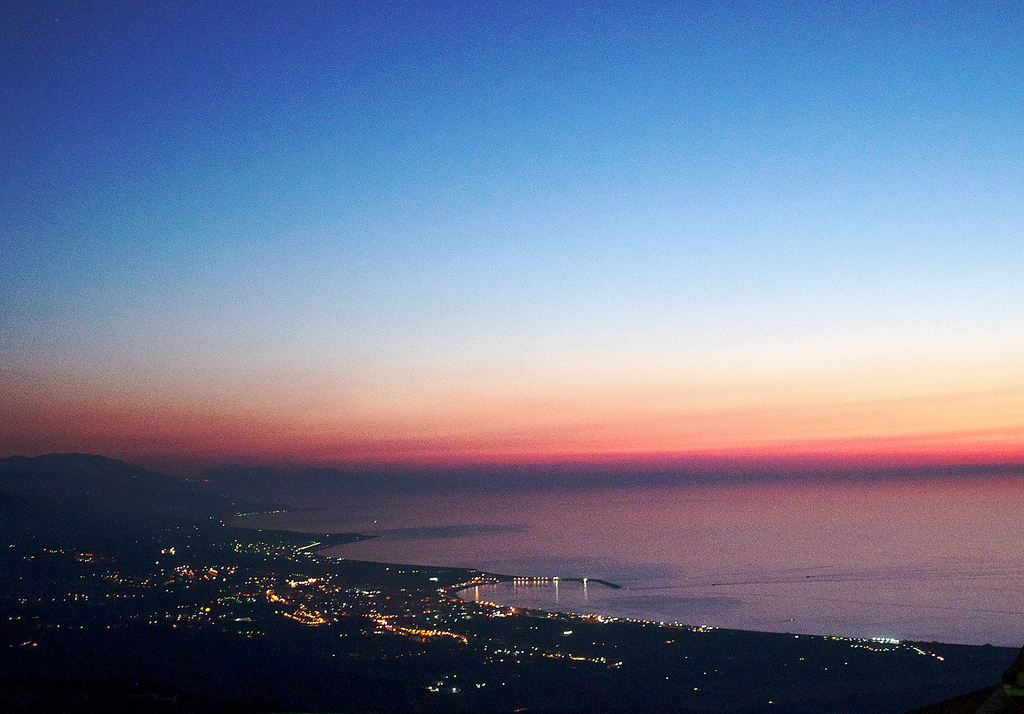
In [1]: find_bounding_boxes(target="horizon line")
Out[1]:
[9,448,1024,478]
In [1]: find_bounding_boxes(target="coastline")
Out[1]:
[5,504,1018,713]
[224,479,1024,650]
[228,517,1016,652]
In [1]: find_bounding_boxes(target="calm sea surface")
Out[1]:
[235,476,1024,647]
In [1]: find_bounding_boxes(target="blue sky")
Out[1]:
[2,1,1023,465]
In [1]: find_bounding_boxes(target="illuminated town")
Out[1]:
[1,454,1019,712]
[3,516,1010,712]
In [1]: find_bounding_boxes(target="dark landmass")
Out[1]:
[198,461,1024,505]
[906,645,1024,713]
[1,453,1019,713]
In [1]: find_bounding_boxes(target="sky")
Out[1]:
[2,1,1023,470]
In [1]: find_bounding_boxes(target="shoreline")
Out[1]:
[228,518,1018,650]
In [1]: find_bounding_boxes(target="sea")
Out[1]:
[233,473,1024,648]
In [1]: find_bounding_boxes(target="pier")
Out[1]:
[501,574,621,589]
[446,572,621,595]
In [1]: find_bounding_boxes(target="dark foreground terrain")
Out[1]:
[1,454,1017,713]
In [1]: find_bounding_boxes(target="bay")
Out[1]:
[234,474,1024,647]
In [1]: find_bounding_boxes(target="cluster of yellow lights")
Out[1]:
[375,619,469,644]
[281,606,328,627]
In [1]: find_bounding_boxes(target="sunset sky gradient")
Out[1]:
[3,1,1023,470]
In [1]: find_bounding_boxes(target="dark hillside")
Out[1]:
[0,454,242,548]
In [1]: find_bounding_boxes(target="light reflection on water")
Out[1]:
[235,476,1024,646]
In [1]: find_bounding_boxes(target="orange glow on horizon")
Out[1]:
[3,364,1023,472]
[5,415,1022,473]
